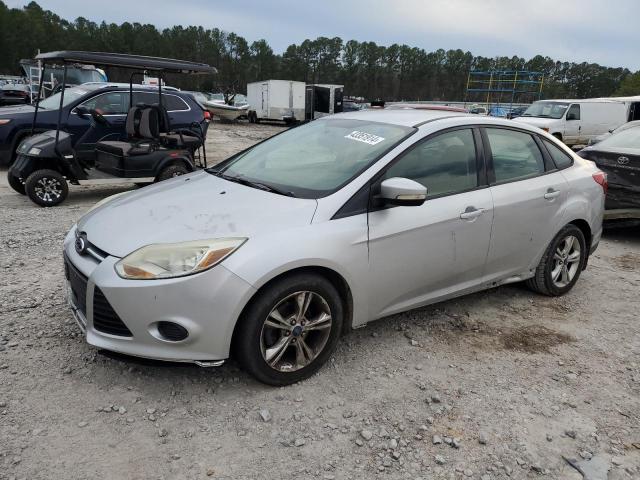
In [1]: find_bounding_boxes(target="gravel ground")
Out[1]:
[1,121,639,480]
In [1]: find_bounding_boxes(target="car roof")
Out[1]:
[333,108,471,127]
[331,108,552,133]
[385,103,469,113]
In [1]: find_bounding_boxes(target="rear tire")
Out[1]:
[526,224,586,296]
[156,164,189,182]
[25,169,68,207]
[233,273,344,386]
[7,169,26,195]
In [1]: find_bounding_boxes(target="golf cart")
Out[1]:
[8,51,216,207]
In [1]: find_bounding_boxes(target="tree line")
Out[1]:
[0,1,637,101]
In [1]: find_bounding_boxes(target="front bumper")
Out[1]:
[63,227,256,363]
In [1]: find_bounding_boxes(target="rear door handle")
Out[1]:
[544,189,561,200]
[459,207,484,220]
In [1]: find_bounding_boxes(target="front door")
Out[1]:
[563,103,581,144]
[367,128,493,319]
[482,127,569,281]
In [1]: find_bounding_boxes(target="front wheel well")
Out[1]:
[552,132,563,141]
[231,266,354,348]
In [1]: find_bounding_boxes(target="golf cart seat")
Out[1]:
[162,130,203,149]
[96,106,160,157]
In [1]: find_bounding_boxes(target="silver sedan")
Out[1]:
[63,109,605,385]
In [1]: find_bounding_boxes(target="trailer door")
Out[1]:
[261,83,269,118]
[334,87,343,114]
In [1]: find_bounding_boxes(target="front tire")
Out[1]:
[7,169,26,195]
[25,169,68,207]
[234,273,344,386]
[526,224,586,296]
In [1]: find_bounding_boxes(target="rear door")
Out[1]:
[367,127,493,318]
[483,127,569,281]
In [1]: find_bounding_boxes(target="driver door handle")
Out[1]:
[459,207,484,220]
[544,189,561,200]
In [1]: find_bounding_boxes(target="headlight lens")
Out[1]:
[0,119,11,125]
[115,238,247,280]
[27,147,41,155]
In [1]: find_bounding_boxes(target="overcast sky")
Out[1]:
[8,0,640,70]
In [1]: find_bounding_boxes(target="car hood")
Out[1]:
[0,104,36,116]
[513,116,558,128]
[78,171,318,257]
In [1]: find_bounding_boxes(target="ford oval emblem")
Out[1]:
[617,156,630,165]
[75,235,87,255]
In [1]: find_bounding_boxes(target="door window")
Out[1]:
[131,92,190,111]
[486,128,545,183]
[566,104,580,120]
[80,92,127,115]
[383,129,478,197]
[543,139,573,169]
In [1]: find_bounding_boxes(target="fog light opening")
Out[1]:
[156,321,189,342]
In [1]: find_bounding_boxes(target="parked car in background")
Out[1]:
[506,105,528,119]
[514,99,628,146]
[469,105,488,115]
[64,109,604,385]
[0,83,30,106]
[588,120,640,145]
[386,103,468,113]
[578,124,640,220]
[0,83,208,166]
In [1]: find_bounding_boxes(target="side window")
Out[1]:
[544,139,573,169]
[80,92,126,114]
[567,104,580,120]
[486,128,545,183]
[131,92,189,111]
[383,129,478,198]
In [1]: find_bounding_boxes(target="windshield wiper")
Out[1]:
[210,171,296,197]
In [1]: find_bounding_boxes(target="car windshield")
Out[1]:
[597,125,640,149]
[37,87,91,110]
[522,101,569,119]
[210,118,414,198]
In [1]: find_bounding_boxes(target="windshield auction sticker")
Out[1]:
[345,131,385,145]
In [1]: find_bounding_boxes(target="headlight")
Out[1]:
[0,119,11,125]
[85,191,128,215]
[114,238,247,280]
[27,147,41,155]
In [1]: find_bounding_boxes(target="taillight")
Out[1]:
[592,171,607,195]
[203,110,211,121]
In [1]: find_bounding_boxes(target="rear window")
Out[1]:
[597,126,640,149]
[543,140,573,169]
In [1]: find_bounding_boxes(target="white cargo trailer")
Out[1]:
[305,84,344,120]
[247,80,305,123]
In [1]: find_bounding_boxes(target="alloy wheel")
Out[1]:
[550,235,581,288]
[34,176,64,203]
[260,291,333,372]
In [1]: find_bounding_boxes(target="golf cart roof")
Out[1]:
[35,51,216,74]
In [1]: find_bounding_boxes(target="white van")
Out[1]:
[514,99,635,146]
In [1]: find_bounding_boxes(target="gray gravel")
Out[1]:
[1,120,640,479]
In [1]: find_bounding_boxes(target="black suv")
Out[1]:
[0,83,209,165]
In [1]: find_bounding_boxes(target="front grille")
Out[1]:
[93,287,133,337]
[64,254,88,316]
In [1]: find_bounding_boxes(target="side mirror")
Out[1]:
[566,113,578,121]
[379,177,427,206]
[75,106,90,117]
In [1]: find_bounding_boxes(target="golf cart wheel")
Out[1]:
[157,164,189,182]
[7,169,26,195]
[233,273,344,386]
[25,169,68,207]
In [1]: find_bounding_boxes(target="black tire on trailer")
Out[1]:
[24,169,68,207]
[7,169,26,195]
[156,163,189,182]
